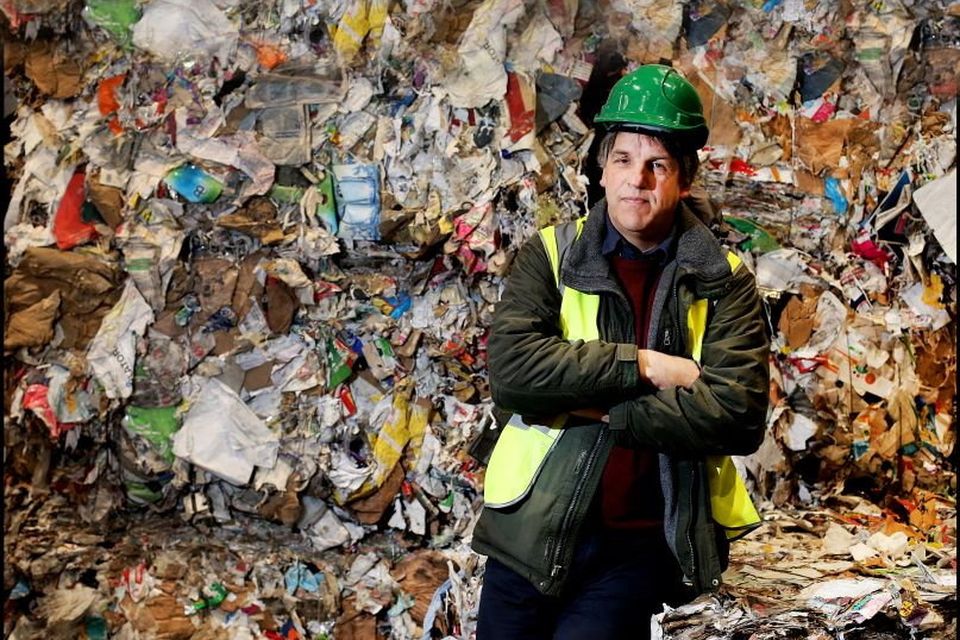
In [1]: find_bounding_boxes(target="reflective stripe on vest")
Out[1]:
[485,222,760,539]
[689,252,762,539]
[483,220,593,507]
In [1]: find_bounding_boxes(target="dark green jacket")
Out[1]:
[472,199,770,596]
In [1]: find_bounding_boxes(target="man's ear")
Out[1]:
[599,166,607,188]
[679,186,691,198]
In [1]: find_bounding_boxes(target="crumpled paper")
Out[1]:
[87,279,154,399]
[132,0,239,63]
[173,377,280,486]
[443,0,525,108]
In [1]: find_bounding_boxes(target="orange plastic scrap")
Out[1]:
[880,514,925,542]
[838,512,875,527]
[906,490,946,531]
[908,504,940,531]
[254,42,287,70]
[97,74,125,115]
[98,74,126,135]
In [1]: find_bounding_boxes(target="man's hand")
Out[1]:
[569,408,609,423]
[637,349,701,390]
[522,408,609,426]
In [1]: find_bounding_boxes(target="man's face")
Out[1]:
[600,132,689,250]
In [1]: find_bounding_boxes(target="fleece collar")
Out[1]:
[560,198,731,297]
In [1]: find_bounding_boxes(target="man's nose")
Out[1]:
[629,166,654,190]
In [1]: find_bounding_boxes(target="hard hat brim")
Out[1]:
[596,121,709,151]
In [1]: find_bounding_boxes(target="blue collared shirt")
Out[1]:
[601,213,675,263]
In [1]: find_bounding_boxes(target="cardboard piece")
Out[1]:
[348,462,404,525]
[795,117,856,175]
[264,277,298,334]
[335,595,377,640]
[23,41,83,99]
[4,290,60,351]
[778,286,821,351]
[215,197,285,244]
[88,179,126,229]
[5,247,121,349]
[390,550,450,625]
[193,258,239,324]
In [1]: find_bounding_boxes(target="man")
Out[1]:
[471,64,770,639]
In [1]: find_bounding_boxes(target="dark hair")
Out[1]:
[596,130,700,189]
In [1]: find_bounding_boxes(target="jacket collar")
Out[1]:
[561,198,731,296]
[602,212,675,263]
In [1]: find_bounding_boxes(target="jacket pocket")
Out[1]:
[483,414,566,508]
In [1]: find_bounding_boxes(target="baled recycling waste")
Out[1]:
[3,0,956,638]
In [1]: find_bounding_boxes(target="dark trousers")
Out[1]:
[476,529,689,640]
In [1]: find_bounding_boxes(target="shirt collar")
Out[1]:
[602,212,675,263]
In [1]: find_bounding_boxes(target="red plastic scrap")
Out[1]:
[314,280,343,302]
[442,338,476,367]
[338,384,357,416]
[850,230,891,268]
[728,157,758,176]
[505,71,535,143]
[52,168,98,250]
[787,354,838,374]
[154,87,168,115]
[457,243,485,274]
[0,0,33,30]
[810,99,836,123]
[23,384,78,440]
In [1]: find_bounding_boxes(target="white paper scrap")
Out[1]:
[912,169,956,264]
[799,577,886,602]
[173,377,279,485]
[87,279,155,399]
[784,412,818,451]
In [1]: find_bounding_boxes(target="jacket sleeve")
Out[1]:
[487,233,643,416]
[607,267,770,456]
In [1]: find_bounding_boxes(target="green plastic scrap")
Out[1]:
[387,592,415,617]
[268,184,306,204]
[124,480,164,504]
[123,405,180,463]
[85,615,108,640]
[724,215,781,253]
[185,583,228,615]
[83,0,141,47]
[438,491,455,513]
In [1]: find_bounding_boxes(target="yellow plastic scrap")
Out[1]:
[369,383,413,488]
[403,399,431,470]
[921,274,945,309]
[331,1,371,63]
[368,0,388,48]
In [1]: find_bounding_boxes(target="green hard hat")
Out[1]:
[595,64,709,150]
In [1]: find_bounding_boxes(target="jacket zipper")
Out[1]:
[549,427,607,581]
[672,277,688,356]
[674,277,697,585]
[685,466,697,585]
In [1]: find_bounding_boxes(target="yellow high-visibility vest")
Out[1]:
[484,219,761,540]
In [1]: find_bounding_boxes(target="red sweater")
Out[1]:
[599,255,664,530]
